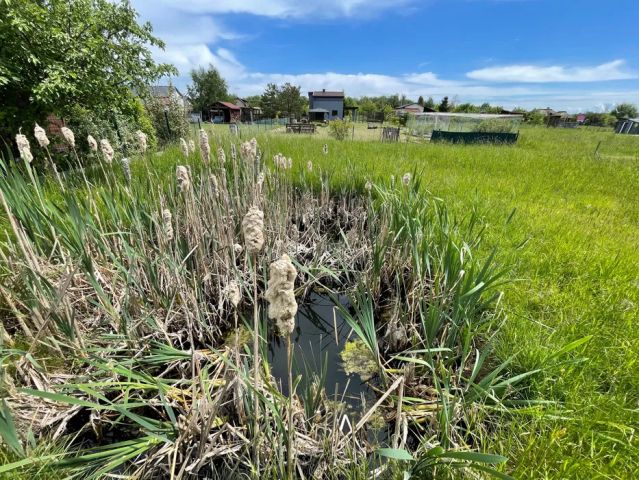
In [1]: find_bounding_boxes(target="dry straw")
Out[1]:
[265,254,298,336]
[242,206,264,254]
[61,127,75,147]
[15,134,33,164]
[100,139,114,163]
[199,129,210,164]
[87,135,98,152]
[34,124,49,148]
[180,137,189,157]
[176,165,191,192]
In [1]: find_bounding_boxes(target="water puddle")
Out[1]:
[267,292,377,414]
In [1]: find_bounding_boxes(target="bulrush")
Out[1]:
[241,138,258,162]
[100,139,114,163]
[306,160,313,172]
[176,165,191,192]
[136,130,148,153]
[402,173,411,186]
[15,134,33,164]
[233,243,243,256]
[265,254,298,336]
[242,206,264,254]
[162,209,174,240]
[217,146,226,165]
[61,126,75,147]
[34,123,49,148]
[87,135,98,152]
[365,180,373,191]
[180,138,189,157]
[188,139,196,154]
[224,280,242,308]
[121,157,131,184]
[199,129,211,164]
[274,153,292,170]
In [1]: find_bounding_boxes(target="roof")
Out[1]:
[215,101,240,110]
[309,90,345,98]
[396,103,422,109]
[308,108,329,113]
[150,86,183,98]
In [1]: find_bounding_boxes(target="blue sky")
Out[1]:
[132,0,639,112]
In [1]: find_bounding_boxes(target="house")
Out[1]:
[203,101,241,123]
[394,103,424,115]
[235,98,262,123]
[533,107,556,117]
[615,118,639,135]
[150,86,186,109]
[308,90,344,121]
[576,113,586,124]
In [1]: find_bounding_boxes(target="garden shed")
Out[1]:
[203,101,241,123]
[615,118,639,135]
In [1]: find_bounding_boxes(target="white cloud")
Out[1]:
[467,60,637,83]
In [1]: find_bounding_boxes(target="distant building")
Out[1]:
[203,101,241,123]
[150,86,186,109]
[615,118,639,135]
[394,103,424,115]
[533,107,556,117]
[235,98,262,123]
[308,90,344,121]
[576,113,586,124]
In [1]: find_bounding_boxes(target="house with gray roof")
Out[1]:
[308,90,344,121]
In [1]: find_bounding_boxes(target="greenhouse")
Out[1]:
[407,112,523,144]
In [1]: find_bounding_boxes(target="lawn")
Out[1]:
[215,125,639,478]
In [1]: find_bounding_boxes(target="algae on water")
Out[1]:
[340,339,378,381]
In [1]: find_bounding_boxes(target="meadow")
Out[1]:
[0,123,637,479]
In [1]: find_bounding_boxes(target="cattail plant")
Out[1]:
[265,253,298,479]
[15,133,33,164]
[224,280,241,309]
[365,180,373,191]
[180,137,189,157]
[100,139,114,163]
[199,129,210,164]
[121,157,131,185]
[60,127,75,147]
[217,146,226,165]
[34,124,64,189]
[176,165,191,193]
[188,139,196,154]
[230,143,237,163]
[402,172,411,186]
[242,205,264,466]
[162,208,174,241]
[241,138,258,162]
[306,161,313,172]
[87,135,98,152]
[135,130,148,153]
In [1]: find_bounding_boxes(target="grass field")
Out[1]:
[1,124,638,478]
[218,125,639,478]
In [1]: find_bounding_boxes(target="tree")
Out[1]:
[438,96,450,112]
[187,66,230,113]
[260,83,281,118]
[0,0,175,143]
[610,103,638,120]
[278,83,305,120]
[417,96,425,107]
[424,97,436,110]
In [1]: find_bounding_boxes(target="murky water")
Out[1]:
[267,292,376,413]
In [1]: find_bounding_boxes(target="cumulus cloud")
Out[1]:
[467,60,637,83]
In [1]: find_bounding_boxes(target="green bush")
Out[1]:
[328,119,351,140]
[145,87,190,144]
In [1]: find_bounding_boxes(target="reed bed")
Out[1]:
[0,127,536,479]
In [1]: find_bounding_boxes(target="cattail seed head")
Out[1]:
[242,206,264,254]
[176,165,191,192]
[87,135,98,152]
[121,157,131,184]
[233,243,243,256]
[199,129,210,164]
[188,139,195,154]
[402,173,411,186]
[224,280,242,308]
[217,146,226,164]
[34,123,49,148]
[265,254,298,336]
[306,160,313,172]
[61,127,75,147]
[15,134,33,164]
[100,139,114,163]
[180,137,189,157]
[135,130,148,153]
[162,208,174,240]
[365,180,373,191]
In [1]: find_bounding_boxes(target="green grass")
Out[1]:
[218,125,639,478]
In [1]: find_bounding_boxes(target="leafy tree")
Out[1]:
[610,103,638,120]
[424,97,436,110]
[187,65,230,113]
[584,112,616,127]
[438,96,450,112]
[417,96,425,107]
[524,110,546,125]
[260,83,280,118]
[0,0,175,144]
[279,83,305,120]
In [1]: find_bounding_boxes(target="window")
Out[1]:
[331,110,338,116]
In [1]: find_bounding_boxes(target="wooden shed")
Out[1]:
[204,101,241,123]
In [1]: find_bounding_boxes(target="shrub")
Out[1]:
[328,119,351,140]
[145,87,190,144]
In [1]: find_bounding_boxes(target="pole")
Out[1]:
[163,108,172,139]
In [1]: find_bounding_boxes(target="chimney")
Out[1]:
[322,88,326,92]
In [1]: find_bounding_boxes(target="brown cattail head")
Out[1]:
[199,129,210,164]
[34,123,50,148]
[176,165,191,192]
[241,138,258,162]
[217,146,226,165]
[162,208,174,240]
[100,139,114,163]
[224,280,242,308]
[87,135,98,152]
[15,134,33,164]
[265,254,298,336]
[136,130,148,153]
[242,206,264,254]
[180,137,189,157]
[61,127,75,147]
